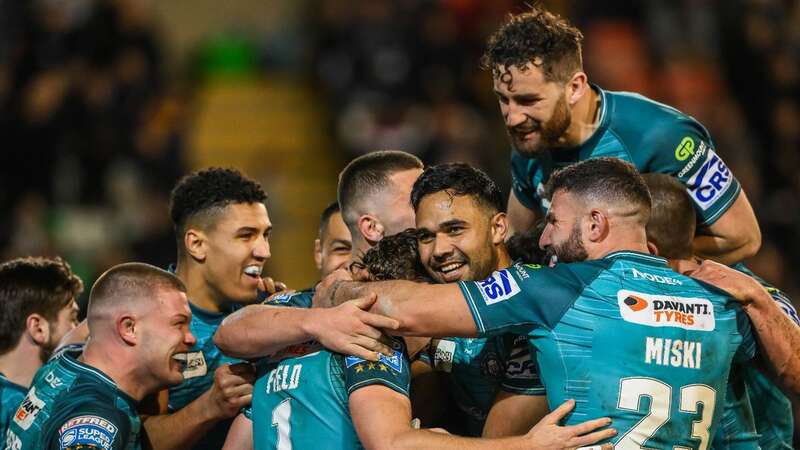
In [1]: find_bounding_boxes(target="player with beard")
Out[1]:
[266,202,352,308]
[643,173,800,449]
[0,257,82,445]
[410,163,547,437]
[5,263,195,450]
[215,150,423,359]
[315,158,800,448]
[144,168,390,450]
[221,230,616,450]
[485,6,760,265]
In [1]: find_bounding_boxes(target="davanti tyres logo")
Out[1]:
[617,289,715,331]
[623,295,648,312]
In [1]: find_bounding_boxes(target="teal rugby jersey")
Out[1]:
[511,85,741,227]
[264,288,314,308]
[458,251,756,449]
[4,345,141,450]
[420,335,544,436]
[0,372,27,446]
[246,338,411,450]
[167,301,243,450]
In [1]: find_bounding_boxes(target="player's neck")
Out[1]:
[565,85,601,147]
[589,230,651,261]
[0,338,43,388]
[496,246,513,270]
[81,341,152,401]
[175,261,224,313]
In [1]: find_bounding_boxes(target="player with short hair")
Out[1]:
[486,6,760,265]
[409,163,547,437]
[316,157,770,448]
[0,257,82,445]
[643,173,799,449]
[221,230,616,450]
[5,262,194,449]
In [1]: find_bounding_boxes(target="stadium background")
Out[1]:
[0,0,797,309]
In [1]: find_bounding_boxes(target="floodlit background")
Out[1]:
[0,0,798,304]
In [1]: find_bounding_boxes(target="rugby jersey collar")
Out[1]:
[575,83,611,156]
[602,250,668,267]
[62,352,138,406]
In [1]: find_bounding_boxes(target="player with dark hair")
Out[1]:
[312,157,793,448]
[314,202,352,279]
[221,229,616,450]
[5,262,194,449]
[484,6,760,265]
[644,173,800,449]
[505,225,547,265]
[409,163,547,437]
[0,257,82,445]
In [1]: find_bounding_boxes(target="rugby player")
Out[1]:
[643,173,800,449]
[4,262,194,449]
[0,257,82,445]
[221,230,616,450]
[145,168,390,450]
[214,150,423,358]
[316,158,763,447]
[486,7,760,264]
[410,163,547,437]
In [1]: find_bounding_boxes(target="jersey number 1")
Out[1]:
[272,399,293,450]
[616,377,715,450]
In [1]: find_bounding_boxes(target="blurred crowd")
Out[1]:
[0,0,798,299]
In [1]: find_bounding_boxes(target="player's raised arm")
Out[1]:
[689,260,800,398]
[214,295,399,360]
[692,190,761,264]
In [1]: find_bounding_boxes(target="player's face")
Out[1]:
[493,63,572,157]
[140,289,196,386]
[203,203,272,304]
[539,190,588,264]
[316,211,352,278]
[40,299,80,362]
[416,192,499,283]
[381,168,423,236]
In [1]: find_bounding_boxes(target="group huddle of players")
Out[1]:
[1,6,799,450]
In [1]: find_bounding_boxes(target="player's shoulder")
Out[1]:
[46,401,132,450]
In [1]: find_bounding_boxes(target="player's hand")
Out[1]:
[307,293,399,361]
[524,399,616,450]
[688,260,766,306]
[206,362,256,420]
[312,268,353,308]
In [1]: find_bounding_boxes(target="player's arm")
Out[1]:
[351,387,614,450]
[214,295,399,360]
[689,260,800,398]
[221,413,253,450]
[142,363,255,450]
[47,406,131,450]
[507,190,541,236]
[693,190,760,264]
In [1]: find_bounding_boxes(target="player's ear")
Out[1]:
[647,241,660,256]
[184,228,207,262]
[491,212,508,245]
[587,209,609,242]
[117,315,137,346]
[26,313,50,346]
[566,71,588,106]
[358,215,383,244]
[313,238,323,270]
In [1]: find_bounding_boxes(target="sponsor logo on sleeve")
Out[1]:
[685,148,733,210]
[345,349,404,373]
[13,387,45,430]
[478,269,521,305]
[618,290,715,331]
[674,136,695,161]
[677,140,707,178]
[267,292,297,304]
[431,339,456,372]
[181,351,207,379]
[58,415,118,450]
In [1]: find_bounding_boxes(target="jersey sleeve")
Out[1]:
[458,262,603,337]
[261,289,314,308]
[46,405,131,450]
[499,335,545,395]
[635,117,741,226]
[510,150,540,210]
[733,308,757,364]
[343,338,411,398]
